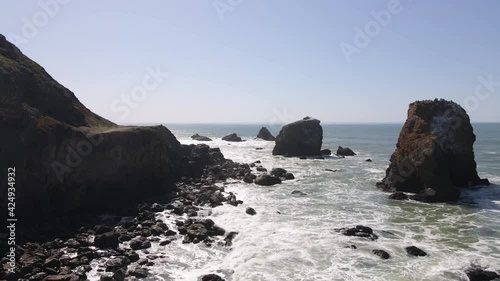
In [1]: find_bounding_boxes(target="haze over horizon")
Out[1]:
[1,0,499,124]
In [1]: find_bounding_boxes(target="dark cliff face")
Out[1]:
[0,34,198,218]
[377,99,487,202]
[272,118,323,157]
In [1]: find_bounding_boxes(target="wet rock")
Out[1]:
[128,267,149,278]
[336,146,356,157]
[388,192,409,200]
[246,207,257,216]
[129,237,151,250]
[256,127,275,141]
[43,274,81,281]
[338,225,378,240]
[325,169,338,172]
[224,232,239,247]
[372,249,390,259]
[94,231,119,249]
[465,266,499,281]
[283,173,295,180]
[43,257,61,269]
[243,176,254,183]
[320,149,332,155]
[256,166,267,172]
[112,268,126,281]
[201,274,226,281]
[222,133,243,142]
[186,223,208,240]
[405,246,427,257]
[105,256,130,272]
[150,203,164,212]
[272,117,323,157]
[291,190,307,196]
[270,168,287,177]
[366,159,372,162]
[191,134,213,141]
[377,99,489,202]
[254,174,282,186]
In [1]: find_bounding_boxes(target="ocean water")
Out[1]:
[127,124,500,281]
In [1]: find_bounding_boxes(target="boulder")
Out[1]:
[320,149,332,155]
[202,274,226,281]
[465,266,499,281]
[222,133,243,142]
[376,99,489,202]
[94,231,119,249]
[272,117,323,157]
[372,249,390,260]
[256,127,275,141]
[405,246,427,257]
[254,174,282,186]
[336,146,356,156]
[191,134,212,141]
[245,207,256,215]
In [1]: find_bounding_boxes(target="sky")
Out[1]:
[1,0,499,124]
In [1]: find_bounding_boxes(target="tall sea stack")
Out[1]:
[377,99,489,202]
[272,117,323,157]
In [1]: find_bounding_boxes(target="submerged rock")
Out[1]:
[465,267,499,281]
[405,246,427,257]
[201,274,226,281]
[372,249,391,259]
[377,99,489,202]
[257,127,275,141]
[245,207,257,216]
[254,174,282,186]
[338,225,378,240]
[272,117,323,157]
[388,192,409,201]
[191,134,213,141]
[222,133,243,142]
[336,146,356,156]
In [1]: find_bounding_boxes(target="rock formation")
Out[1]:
[256,127,275,141]
[376,99,489,202]
[191,133,212,141]
[0,34,223,219]
[272,117,323,157]
[222,133,243,142]
[336,146,356,156]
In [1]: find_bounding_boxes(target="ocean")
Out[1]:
[120,123,500,280]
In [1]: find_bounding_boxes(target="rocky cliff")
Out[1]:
[377,99,489,202]
[0,34,218,218]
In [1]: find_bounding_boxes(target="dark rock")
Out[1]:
[388,192,409,200]
[325,169,338,172]
[224,232,238,247]
[320,149,332,155]
[94,231,119,249]
[338,225,378,240]
[272,117,323,157]
[255,147,264,150]
[43,257,61,269]
[222,133,243,142]
[186,223,208,240]
[336,146,356,157]
[283,173,295,180]
[465,266,499,281]
[291,190,307,196]
[256,166,267,172]
[129,237,151,250]
[94,225,113,235]
[372,249,390,259]
[191,134,213,141]
[366,159,372,162]
[43,274,80,281]
[128,267,149,278]
[105,256,130,272]
[377,99,489,202]
[270,168,287,177]
[112,268,126,281]
[246,207,257,215]
[243,176,254,183]
[150,203,164,212]
[201,274,226,281]
[257,127,275,141]
[254,174,282,186]
[405,246,427,257]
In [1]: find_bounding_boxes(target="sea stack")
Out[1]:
[256,127,275,141]
[377,99,489,202]
[272,117,323,157]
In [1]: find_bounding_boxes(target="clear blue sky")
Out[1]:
[1,0,499,124]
